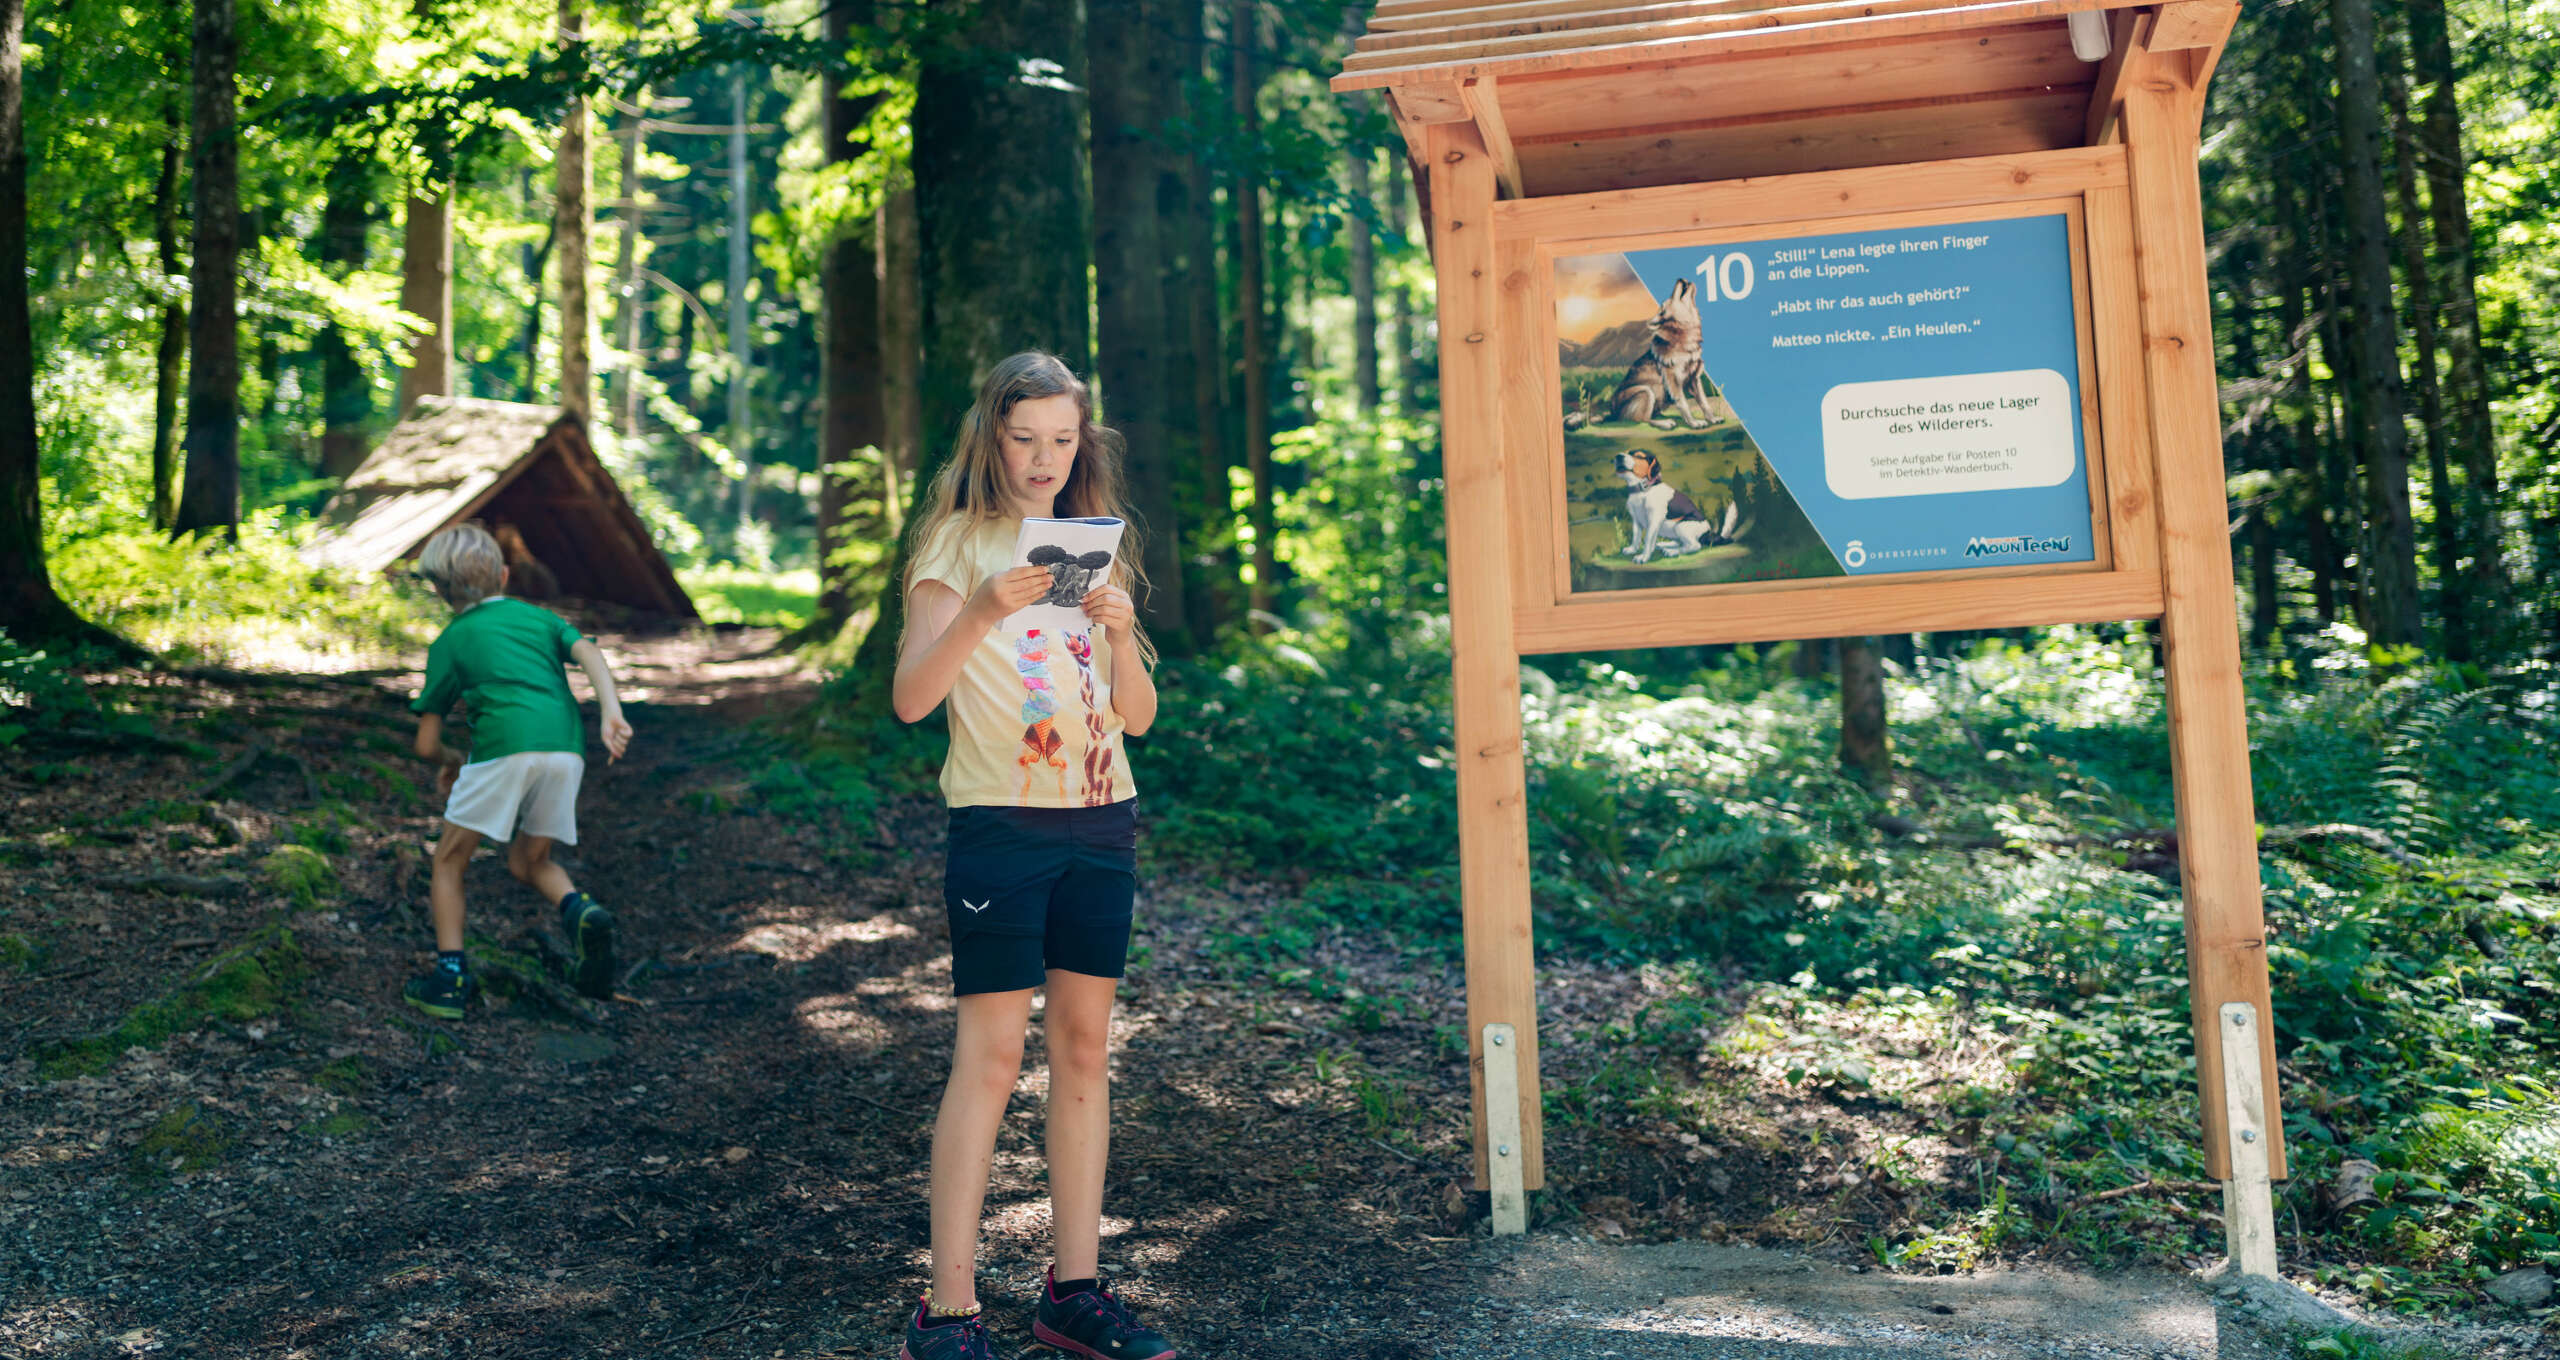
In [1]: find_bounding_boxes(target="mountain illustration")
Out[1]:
[1560,317,1653,370]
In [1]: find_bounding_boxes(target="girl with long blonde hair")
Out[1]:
[888,351,1174,1360]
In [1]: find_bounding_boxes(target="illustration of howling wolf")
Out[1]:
[1567,278,1714,430]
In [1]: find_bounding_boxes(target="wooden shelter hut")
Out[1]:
[303,396,695,619]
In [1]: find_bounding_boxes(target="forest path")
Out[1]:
[0,627,2461,1359]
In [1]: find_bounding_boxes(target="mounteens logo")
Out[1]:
[1963,533,2072,558]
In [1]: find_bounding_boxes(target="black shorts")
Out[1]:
[943,799,1139,996]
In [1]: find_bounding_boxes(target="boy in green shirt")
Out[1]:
[405,523,634,1018]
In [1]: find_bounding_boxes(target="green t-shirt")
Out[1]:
[410,597,586,763]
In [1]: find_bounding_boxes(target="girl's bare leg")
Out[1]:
[929,987,1036,1310]
[1042,968,1120,1282]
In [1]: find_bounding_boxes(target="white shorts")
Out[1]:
[444,750,585,845]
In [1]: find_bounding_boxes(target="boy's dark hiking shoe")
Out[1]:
[402,967,478,1020]
[1032,1271,1174,1360]
[559,892,616,998]
[901,1299,1002,1360]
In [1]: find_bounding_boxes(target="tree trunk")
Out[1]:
[881,183,920,523]
[2409,0,2506,634]
[1231,0,1272,620]
[1838,636,1889,786]
[2329,0,2420,650]
[611,100,644,434]
[517,177,555,404]
[1349,144,1379,415]
[172,0,240,540]
[2249,508,2280,651]
[0,0,97,643]
[1386,169,1419,412]
[1180,0,1229,646]
[728,64,754,525]
[813,0,885,636]
[849,0,1092,698]
[552,0,592,420]
[318,154,372,478]
[2386,60,2465,659]
[1091,0,1191,651]
[397,189,452,413]
[151,92,185,527]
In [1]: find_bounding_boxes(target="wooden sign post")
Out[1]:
[1334,1,2287,1275]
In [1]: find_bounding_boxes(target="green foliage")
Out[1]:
[36,928,306,1080]
[46,515,445,667]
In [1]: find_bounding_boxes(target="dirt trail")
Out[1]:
[0,629,2532,1358]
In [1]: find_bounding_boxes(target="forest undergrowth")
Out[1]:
[4,591,2557,1348]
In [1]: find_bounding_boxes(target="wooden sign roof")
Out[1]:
[1333,1,2237,197]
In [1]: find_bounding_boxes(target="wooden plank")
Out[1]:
[1513,568,2164,652]
[2081,8,2149,144]
[1497,237,1555,611]
[1494,144,2124,242]
[2148,0,2236,51]
[1351,0,2065,63]
[1396,78,1473,123]
[2218,1002,2280,1277]
[2058,199,2115,571]
[1360,0,1870,50]
[1496,24,2087,143]
[1515,89,2084,194]
[2121,52,2285,1183]
[1334,0,2143,87]
[1370,0,1803,33]
[2083,183,2158,575]
[1427,118,1545,1193]
[1464,76,1527,197]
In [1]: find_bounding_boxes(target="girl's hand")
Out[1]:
[1082,583,1136,641]
[435,758,461,799]
[601,712,633,762]
[967,565,1051,626]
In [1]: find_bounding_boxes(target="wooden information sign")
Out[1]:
[1333,0,2288,1273]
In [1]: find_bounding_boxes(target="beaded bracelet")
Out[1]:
[921,1285,982,1319]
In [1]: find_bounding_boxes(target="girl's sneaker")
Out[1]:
[559,891,617,998]
[1031,1270,1175,1360]
[402,967,478,1020]
[900,1298,1001,1360]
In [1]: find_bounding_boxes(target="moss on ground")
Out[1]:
[0,932,38,971]
[130,1103,232,1180]
[260,844,335,909]
[313,1055,372,1096]
[33,926,304,1080]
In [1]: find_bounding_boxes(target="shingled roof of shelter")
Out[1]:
[301,395,695,618]
[304,396,566,575]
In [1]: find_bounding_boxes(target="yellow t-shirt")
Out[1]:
[912,516,1138,809]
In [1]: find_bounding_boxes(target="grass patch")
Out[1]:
[0,932,39,972]
[678,564,819,629]
[34,926,304,1080]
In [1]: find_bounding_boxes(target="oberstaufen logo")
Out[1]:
[1964,534,2072,558]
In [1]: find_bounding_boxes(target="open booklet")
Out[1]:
[1007,516,1125,635]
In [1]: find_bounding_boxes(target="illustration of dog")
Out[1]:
[1615,449,1742,563]
[1026,545,1114,607]
[1566,278,1714,430]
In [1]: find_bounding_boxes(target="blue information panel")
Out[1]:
[1552,211,2095,593]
